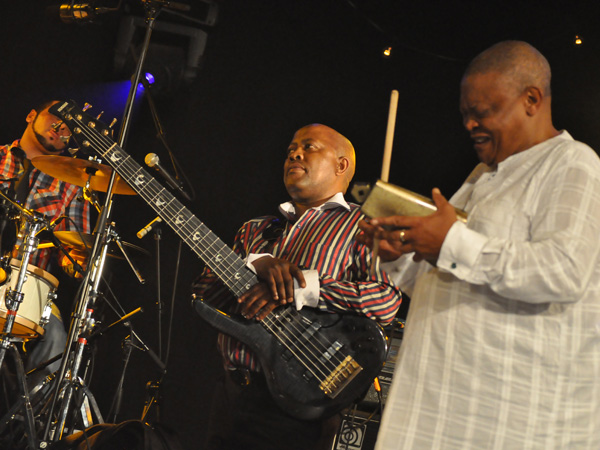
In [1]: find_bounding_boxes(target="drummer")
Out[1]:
[0,100,91,385]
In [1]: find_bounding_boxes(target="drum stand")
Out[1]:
[38,220,145,444]
[0,205,53,450]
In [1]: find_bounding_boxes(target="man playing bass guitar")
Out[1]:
[192,123,402,450]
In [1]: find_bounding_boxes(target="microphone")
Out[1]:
[46,2,113,23]
[137,216,162,239]
[144,153,191,201]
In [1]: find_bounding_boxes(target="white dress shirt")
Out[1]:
[377,131,600,449]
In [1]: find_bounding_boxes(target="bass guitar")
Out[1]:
[49,100,388,420]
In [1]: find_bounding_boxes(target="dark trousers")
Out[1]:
[204,370,340,450]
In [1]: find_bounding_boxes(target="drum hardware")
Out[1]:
[40,219,143,443]
[37,131,150,442]
[52,230,150,261]
[38,300,54,329]
[0,170,144,445]
[0,193,56,450]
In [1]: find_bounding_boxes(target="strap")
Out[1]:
[15,158,33,204]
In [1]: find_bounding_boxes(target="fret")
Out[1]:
[51,100,259,299]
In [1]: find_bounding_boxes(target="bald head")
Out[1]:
[300,124,356,189]
[284,124,356,213]
[464,41,551,97]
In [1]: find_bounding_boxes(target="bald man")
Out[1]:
[193,124,402,450]
[358,41,600,448]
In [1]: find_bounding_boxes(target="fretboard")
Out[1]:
[67,112,256,298]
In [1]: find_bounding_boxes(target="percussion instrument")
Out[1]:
[0,258,58,340]
[31,155,137,195]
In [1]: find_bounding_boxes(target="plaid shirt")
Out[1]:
[0,141,91,270]
[193,198,402,372]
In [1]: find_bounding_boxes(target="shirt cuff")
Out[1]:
[245,253,273,273]
[438,221,487,279]
[294,270,320,311]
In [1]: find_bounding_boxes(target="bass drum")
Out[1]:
[0,258,59,340]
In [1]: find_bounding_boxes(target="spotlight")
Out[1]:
[382,46,392,58]
[145,73,155,85]
[574,35,583,46]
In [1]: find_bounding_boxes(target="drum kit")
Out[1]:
[0,153,150,449]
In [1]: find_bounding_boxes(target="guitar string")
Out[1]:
[261,310,364,394]
[262,310,347,381]
[69,113,354,388]
[69,116,252,293]
[260,313,330,384]
[261,312,340,383]
[264,310,345,370]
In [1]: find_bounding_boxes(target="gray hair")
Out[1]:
[464,41,551,96]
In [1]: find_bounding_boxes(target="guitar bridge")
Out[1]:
[319,355,363,398]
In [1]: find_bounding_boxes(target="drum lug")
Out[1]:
[39,300,54,328]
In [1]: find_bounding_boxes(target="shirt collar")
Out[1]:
[278,192,350,221]
[497,130,572,172]
[8,140,26,161]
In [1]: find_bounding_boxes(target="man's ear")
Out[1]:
[524,86,543,116]
[25,109,37,124]
[336,156,350,176]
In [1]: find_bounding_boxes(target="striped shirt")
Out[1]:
[0,141,91,269]
[193,195,402,371]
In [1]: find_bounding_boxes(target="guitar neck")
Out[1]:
[53,102,256,298]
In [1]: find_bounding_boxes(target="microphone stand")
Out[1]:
[154,222,163,361]
[41,2,165,444]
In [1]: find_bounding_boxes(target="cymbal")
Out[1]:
[52,231,150,258]
[31,155,136,195]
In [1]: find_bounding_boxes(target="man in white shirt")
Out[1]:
[358,40,600,449]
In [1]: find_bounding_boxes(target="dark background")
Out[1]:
[2,1,600,448]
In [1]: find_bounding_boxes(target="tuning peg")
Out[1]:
[96,111,104,120]
[109,118,118,128]
[83,103,92,112]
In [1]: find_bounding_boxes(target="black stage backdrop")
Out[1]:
[1,1,600,448]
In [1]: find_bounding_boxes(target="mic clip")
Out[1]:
[137,216,163,239]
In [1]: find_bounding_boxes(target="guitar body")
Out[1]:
[49,100,390,421]
[193,298,387,420]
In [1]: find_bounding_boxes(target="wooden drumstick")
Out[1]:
[380,90,398,183]
[371,90,399,275]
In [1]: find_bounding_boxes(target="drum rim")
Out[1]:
[9,258,59,288]
[0,309,44,339]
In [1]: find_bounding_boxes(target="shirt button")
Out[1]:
[451,263,457,269]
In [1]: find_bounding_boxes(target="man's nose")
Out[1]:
[288,149,303,160]
[463,117,479,131]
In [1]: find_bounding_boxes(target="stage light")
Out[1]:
[145,73,155,85]
[383,46,392,58]
[113,3,218,95]
[574,35,583,46]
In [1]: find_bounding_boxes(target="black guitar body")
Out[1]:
[193,298,387,420]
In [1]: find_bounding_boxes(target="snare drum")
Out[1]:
[0,258,59,340]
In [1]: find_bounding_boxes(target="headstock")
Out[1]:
[49,100,117,152]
